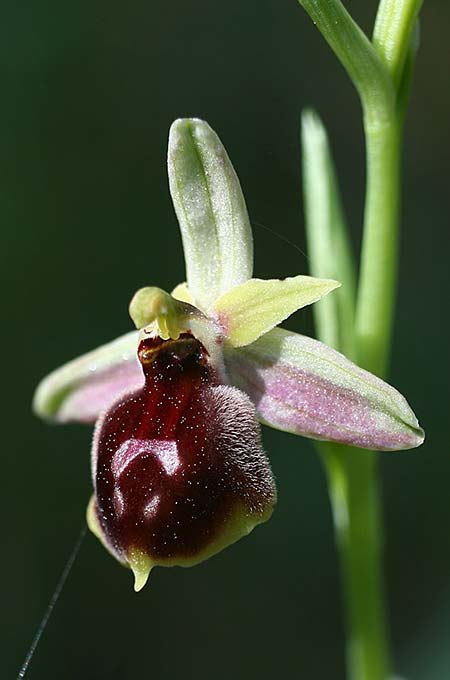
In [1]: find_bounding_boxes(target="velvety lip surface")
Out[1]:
[92,335,275,563]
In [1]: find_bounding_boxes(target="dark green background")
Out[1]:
[3,1,449,678]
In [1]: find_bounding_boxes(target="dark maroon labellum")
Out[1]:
[89,333,276,589]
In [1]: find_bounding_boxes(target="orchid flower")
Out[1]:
[33,118,423,592]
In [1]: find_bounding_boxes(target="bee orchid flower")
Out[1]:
[33,119,424,591]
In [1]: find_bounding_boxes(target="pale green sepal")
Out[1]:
[168,118,253,311]
[33,330,140,423]
[212,275,340,348]
[302,110,356,357]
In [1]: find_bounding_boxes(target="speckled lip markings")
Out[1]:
[89,334,276,590]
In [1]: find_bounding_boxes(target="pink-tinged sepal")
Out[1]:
[90,333,276,590]
[33,331,142,424]
[225,328,424,452]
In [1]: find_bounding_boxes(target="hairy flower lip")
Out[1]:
[90,333,276,590]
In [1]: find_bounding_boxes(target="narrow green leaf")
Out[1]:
[302,110,356,358]
[395,22,420,121]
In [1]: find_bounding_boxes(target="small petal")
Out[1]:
[225,327,424,451]
[212,275,340,347]
[33,331,142,423]
[171,282,195,305]
[168,118,253,310]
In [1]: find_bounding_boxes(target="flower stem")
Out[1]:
[320,444,390,680]
[328,96,402,680]
[355,116,401,378]
[299,3,421,678]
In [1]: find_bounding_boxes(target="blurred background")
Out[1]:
[2,1,449,678]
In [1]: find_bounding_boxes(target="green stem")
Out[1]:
[298,0,395,127]
[355,0,421,377]
[298,3,421,679]
[320,444,390,680]
[354,116,401,377]
[333,101,402,680]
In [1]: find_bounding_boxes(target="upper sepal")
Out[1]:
[168,118,253,311]
[225,327,424,451]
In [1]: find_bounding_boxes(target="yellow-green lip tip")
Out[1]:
[128,548,153,592]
